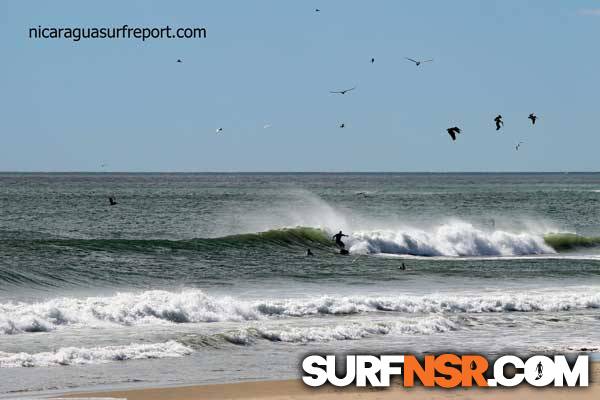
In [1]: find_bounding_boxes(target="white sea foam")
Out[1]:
[1,289,598,335]
[223,316,457,345]
[255,291,600,316]
[0,290,261,335]
[348,222,555,256]
[0,340,192,368]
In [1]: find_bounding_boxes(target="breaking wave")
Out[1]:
[222,316,457,345]
[1,289,598,335]
[3,224,599,263]
[0,340,192,368]
[348,222,556,256]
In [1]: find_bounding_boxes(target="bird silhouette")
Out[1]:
[176,59,182,63]
[528,113,537,125]
[339,123,345,128]
[371,58,375,64]
[516,141,524,151]
[315,8,320,12]
[330,86,356,95]
[216,128,223,134]
[447,127,461,141]
[494,115,503,131]
[406,57,433,66]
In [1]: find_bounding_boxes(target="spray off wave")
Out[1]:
[6,224,596,259]
[348,222,560,257]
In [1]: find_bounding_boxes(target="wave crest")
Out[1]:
[0,340,192,368]
[349,223,555,256]
[223,316,457,345]
[2,289,598,335]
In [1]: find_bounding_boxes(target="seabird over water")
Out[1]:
[447,126,461,141]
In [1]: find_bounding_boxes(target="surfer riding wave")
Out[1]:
[332,230,348,248]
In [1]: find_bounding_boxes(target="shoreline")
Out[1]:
[54,362,600,400]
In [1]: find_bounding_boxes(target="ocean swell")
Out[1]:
[4,225,598,261]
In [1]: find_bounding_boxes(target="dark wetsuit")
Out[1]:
[332,232,348,248]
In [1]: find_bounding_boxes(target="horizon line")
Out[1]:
[0,170,598,174]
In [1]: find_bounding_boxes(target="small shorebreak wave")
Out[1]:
[0,340,192,368]
[0,316,457,368]
[218,316,457,346]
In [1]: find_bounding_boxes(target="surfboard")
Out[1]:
[339,249,349,255]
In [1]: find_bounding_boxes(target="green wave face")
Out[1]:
[544,233,600,252]
[12,227,334,253]
[223,227,332,246]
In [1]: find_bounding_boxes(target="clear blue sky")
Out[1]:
[1,0,599,172]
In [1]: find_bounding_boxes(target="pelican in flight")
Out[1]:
[447,126,461,141]
[494,115,504,131]
[406,57,433,66]
[528,113,537,125]
[216,128,223,134]
[330,86,356,95]
[515,141,524,151]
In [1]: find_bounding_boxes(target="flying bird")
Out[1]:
[315,8,320,12]
[339,123,345,128]
[494,115,503,131]
[216,128,223,134]
[405,57,433,66]
[447,126,461,141]
[516,141,524,151]
[330,86,356,95]
[528,113,537,125]
[176,59,182,63]
[371,58,375,64]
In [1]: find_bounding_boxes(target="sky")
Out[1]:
[1,0,600,172]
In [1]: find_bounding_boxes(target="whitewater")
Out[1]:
[1,172,599,396]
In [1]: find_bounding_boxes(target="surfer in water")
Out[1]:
[332,231,348,249]
[306,249,314,257]
[108,196,117,206]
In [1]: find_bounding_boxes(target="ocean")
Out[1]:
[0,173,599,397]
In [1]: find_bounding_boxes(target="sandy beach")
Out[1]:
[55,362,600,400]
